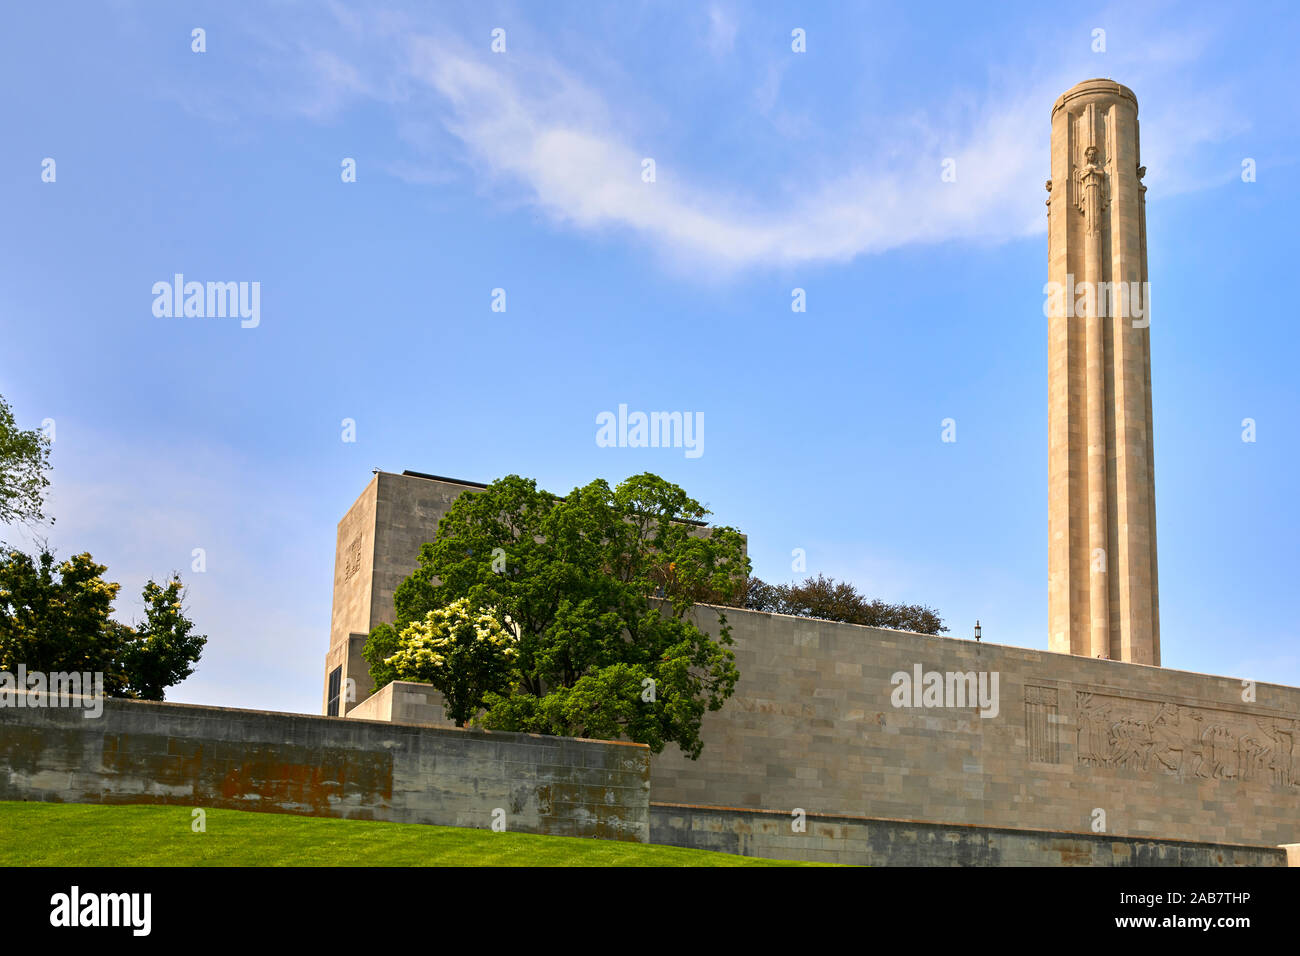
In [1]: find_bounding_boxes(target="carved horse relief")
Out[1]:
[1072,691,1297,788]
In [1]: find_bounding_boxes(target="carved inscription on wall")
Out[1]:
[1076,692,1299,788]
[1025,686,1060,764]
[342,534,364,581]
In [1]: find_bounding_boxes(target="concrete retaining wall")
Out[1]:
[0,693,650,841]
[649,803,1290,867]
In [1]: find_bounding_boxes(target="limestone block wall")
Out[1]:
[328,476,379,661]
[0,694,650,842]
[367,472,488,636]
[651,605,1300,847]
[347,681,452,727]
[649,803,1289,867]
[324,471,486,714]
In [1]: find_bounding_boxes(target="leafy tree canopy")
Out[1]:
[0,548,207,700]
[0,392,52,530]
[365,473,749,758]
[742,573,947,635]
[384,598,517,727]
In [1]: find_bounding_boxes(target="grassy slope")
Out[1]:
[0,802,817,867]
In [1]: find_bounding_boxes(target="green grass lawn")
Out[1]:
[0,801,818,866]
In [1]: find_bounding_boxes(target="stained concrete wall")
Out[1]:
[649,803,1289,867]
[650,605,1300,848]
[0,693,649,841]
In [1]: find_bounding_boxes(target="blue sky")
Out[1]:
[2,1,1297,712]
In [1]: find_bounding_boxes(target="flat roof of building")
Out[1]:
[395,469,713,527]
[400,470,491,489]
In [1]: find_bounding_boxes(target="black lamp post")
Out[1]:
[974,620,982,642]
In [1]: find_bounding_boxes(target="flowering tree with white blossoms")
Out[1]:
[384,598,517,727]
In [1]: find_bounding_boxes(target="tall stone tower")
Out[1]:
[1047,79,1159,665]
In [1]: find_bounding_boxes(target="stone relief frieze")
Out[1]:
[1075,692,1299,788]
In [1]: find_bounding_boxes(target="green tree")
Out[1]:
[743,572,947,635]
[384,598,517,727]
[0,548,206,699]
[480,662,666,751]
[117,577,209,699]
[365,473,748,758]
[0,393,52,530]
[361,621,401,692]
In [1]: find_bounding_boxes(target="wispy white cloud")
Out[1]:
[401,40,1056,270]
[258,6,1254,272]
[705,4,739,58]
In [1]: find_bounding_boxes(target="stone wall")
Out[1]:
[650,605,1300,847]
[324,471,486,714]
[649,803,1290,867]
[0,693,650,842]
[347,680,452,727]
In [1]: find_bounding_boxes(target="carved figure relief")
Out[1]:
[1074,144,1110,233]
[1074,691,1297,788]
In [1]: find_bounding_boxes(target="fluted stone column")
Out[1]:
[1047,79,1160,665]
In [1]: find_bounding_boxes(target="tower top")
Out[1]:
[1052,78,1138,116]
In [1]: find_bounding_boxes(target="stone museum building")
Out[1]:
[317,80,1300,862]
